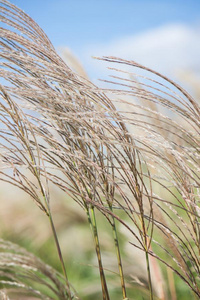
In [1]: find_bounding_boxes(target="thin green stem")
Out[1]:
[110,209,127,299]
[30,161,72,299]
[85,204,110,300]
[49,211,73,300]
[145,250,153,300]
[139,198,153,300]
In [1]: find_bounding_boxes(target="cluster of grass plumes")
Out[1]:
[0,239,72,299]
[0,0,200,299]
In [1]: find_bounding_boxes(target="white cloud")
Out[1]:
[83,23,200,80]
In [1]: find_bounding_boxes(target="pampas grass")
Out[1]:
[0,0,200,299]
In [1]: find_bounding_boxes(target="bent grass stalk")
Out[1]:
[29,136,73,299]
[34,171,73,299]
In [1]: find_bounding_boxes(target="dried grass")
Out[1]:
[0,0,200,299]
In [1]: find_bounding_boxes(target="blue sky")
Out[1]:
[11,1,200,48]
[10,1,200,83]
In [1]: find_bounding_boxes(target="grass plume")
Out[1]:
[0,1,200,299]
